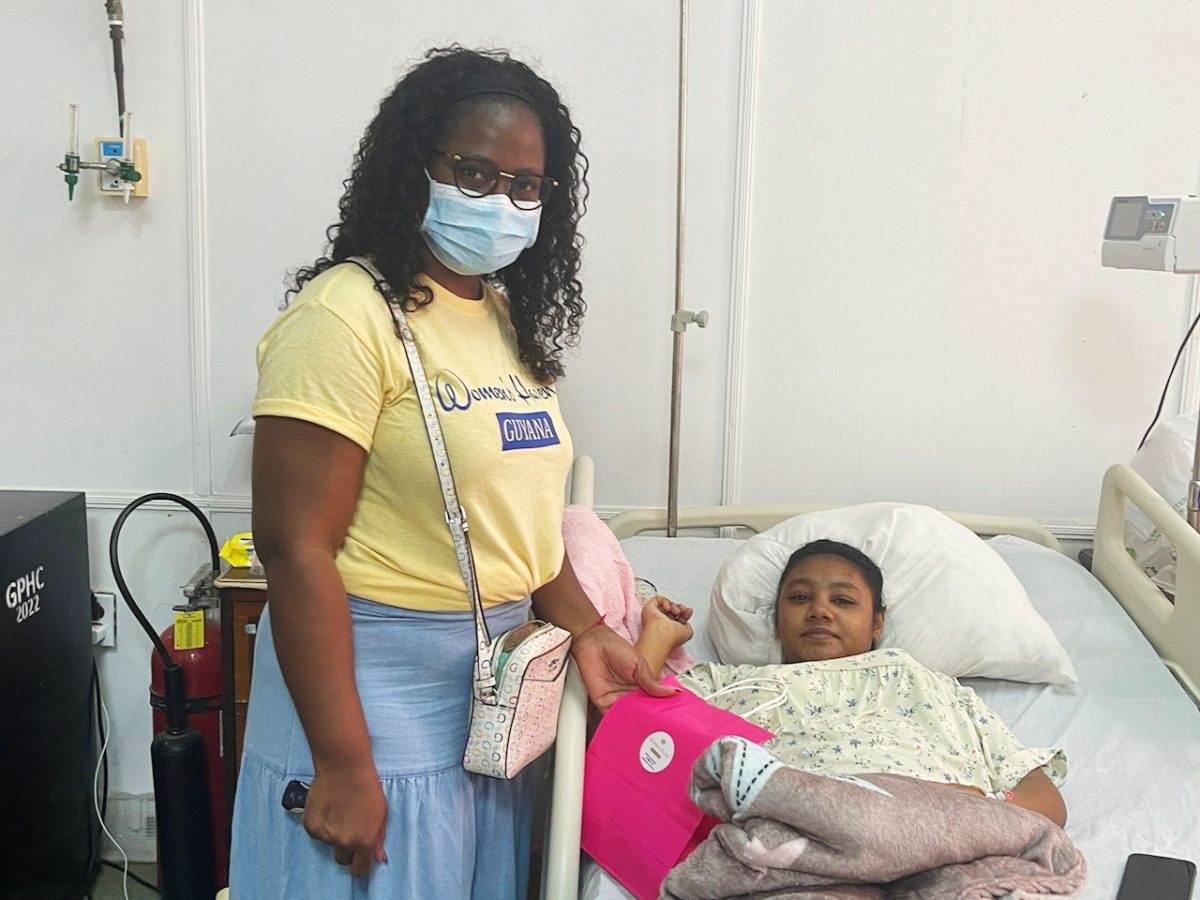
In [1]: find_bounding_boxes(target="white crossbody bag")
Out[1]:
[348,257,572,779]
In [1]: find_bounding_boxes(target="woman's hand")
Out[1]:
[301,766,389,877]
[641,595,695,648]
[571,624,676,712]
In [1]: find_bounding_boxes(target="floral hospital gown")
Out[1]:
[677,648,1066,793]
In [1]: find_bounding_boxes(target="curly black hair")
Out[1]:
[287,46,589,384]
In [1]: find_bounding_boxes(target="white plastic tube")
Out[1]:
[68,104,80,156]
[121,111,134,203]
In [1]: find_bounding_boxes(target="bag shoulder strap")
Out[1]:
[345,256,497,696]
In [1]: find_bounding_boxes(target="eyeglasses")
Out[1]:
[431,150,558,210]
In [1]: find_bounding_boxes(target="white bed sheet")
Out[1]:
[579,533,1200,900]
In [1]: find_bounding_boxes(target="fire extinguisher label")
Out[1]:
[174,610,206,650]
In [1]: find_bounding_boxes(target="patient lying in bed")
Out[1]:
[634,538,1068,827]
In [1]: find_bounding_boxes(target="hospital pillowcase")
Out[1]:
[709,502,1077,684]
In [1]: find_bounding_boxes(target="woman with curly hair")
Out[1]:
[229,46,670,898]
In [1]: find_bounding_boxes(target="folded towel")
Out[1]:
[563,505,696,676]
[662,737,1087,900]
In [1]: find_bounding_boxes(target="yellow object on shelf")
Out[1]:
[219,532,255,568]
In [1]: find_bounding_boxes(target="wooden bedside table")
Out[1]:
[214,568,267,822]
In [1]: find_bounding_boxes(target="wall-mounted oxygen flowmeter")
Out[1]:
[1102,196,1200,273]
[57,105,147,203]
[95,134,148,197]
[56,0,149,203]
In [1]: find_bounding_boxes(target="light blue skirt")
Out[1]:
[229,595,536,899]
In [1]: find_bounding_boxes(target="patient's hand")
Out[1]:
[934,783,986,797]
[634,596,695,680]
[641,595,694,649]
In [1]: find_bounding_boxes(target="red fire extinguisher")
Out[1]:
[150,612,228,887]
[112,491,225,899]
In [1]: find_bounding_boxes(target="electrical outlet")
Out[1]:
[102,793,157,862]
[92,591,116,648]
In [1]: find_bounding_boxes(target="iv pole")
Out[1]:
[1186,273,1200,532]
[667,0,710,537]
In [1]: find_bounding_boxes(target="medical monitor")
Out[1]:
[1102,195,1200,273]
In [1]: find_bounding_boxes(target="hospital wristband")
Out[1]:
[575,614,606,638]
[988,790,1014,801]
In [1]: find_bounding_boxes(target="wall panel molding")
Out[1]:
[721,0,761,506]
[86,492,252,514]
[184,0,214,497]
[82,494,1094,544]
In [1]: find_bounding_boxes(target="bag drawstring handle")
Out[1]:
[703,676,789,720]
[346,256,497,700]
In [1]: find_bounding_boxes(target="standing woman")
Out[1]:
[229,46,669,898]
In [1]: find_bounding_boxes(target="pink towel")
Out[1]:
[562,505,696,677]
[663,737,1087,900]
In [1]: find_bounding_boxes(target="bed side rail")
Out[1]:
[542,455,593,900]
[568,455,595,507]
[1093,463,1200,703]
[543,659,586,900]
[604,504,1063,552]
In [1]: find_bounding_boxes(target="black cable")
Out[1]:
[101,859,162,895]
[1138,307,1200,450]
[111,32,125,132]
[104,1,126,135]
[109,493,220,669]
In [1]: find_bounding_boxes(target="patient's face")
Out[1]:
[776,554,884,663]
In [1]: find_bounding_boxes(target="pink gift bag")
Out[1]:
[580,677,774,899]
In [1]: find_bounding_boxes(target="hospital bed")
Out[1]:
[541,458,1200,900]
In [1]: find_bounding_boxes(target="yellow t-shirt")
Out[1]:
[252,262,574,610]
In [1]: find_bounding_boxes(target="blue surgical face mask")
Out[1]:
[419,176,542,276]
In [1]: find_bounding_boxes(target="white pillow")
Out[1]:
[709,502,1077,684]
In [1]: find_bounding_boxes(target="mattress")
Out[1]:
[578,533,1200,900]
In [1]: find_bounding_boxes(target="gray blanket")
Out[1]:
[661,737,1086,900]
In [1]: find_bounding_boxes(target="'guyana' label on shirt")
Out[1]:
[497,412,560,450]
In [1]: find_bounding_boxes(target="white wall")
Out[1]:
[731,2,1200,523]
[2,0,202,805]
[198,1,701,503]
[4,0,1200,802]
